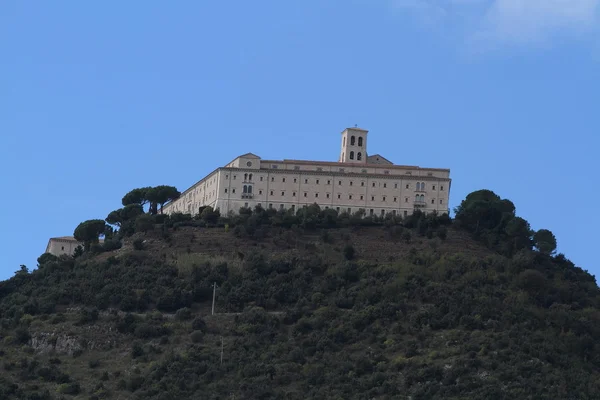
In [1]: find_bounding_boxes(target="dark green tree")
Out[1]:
[73,219,106,251]
[454,189,515,235]
[534,229,557,255]
[146,185,180,214]
[122,187,150,207]
[106,204,144,227]
[201,206,221,224]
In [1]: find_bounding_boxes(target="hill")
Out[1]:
[1,189,599,400]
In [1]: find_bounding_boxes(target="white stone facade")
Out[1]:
[162,127,451,218]
[45,237,83,257]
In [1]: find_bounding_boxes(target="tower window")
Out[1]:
[357,152,362,160]
[358,137,363,147]
[351,136,356,145]
[350,151,355,160]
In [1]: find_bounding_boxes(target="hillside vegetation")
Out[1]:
[1,189,599,400]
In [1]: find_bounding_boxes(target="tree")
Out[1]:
[534,229,557,255]
[37,253,58,267]
[146,185,180,214]
[106,204,144,227]
[73,219,107,251]
[201,206,220,224]
[122,187,150,207]
[454,190,515,235]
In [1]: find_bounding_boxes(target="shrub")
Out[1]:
[343,244,356,260]
[102,239,122,252]
[133,238,145,251]
[175,307,192,321]
[56,382,80,395]
[190,330,204,343]
[131,342,144,358]
[191,317,207,332]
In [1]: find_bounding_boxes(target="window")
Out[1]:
[232,188,236,193]
[259,190,263,195]
[357,152,362,160]
[293,192,296,197]
[394,183,398,189]
[245,202,248,208]
[293,178,297,183]
[317,167,323,172]
[233,175,237,180]
[406,184,409,189]
[384,183,387,188]
[404,210,408,217]
[349,195,352,200]
[271,165,278,169]
[351,135,356,145]
[260,177,263,181]
[243,185,248,193]
[316,193,319,198]
[327,180,331,185]
[61,246,65,251]
[283,178,286,183]
[350,181,353,186]
[405,197,408,203]
[291,205,296,211]
[280,204,284,210]
[338,194,341,199]
[224,188,228,193]
[440,199,443,204]
[271,177,275,182]
[244,173,248,181]
[316,179,320,184]
[269,204,273,208]
[304,193,307,197]
[432,185,436,190]
[371,196,375,201]
[372,182,376,187]
[339,181,342,185]
[441,185,444,191]
[361,182,365,187]
[431,199,435,204]
[394,197,397,202]
[294,166,300,170]
[393,210,397,216]
[358,137,363,147]
[383,196,386,202]
[270,191,274,195]
[416,182,421,191]
[337,207,340,212]
[248,186,253,194]
[347,208,351,213]
[305,179,308,184]
[226,175,229,179]
[326,193,330,198]
[350,151,355,160]
[281,192,285,196]
[360,195,364,200]
[370,209,374,216]
[381,210,385,216]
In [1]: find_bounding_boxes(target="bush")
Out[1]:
[102,239,122,252]
[191,317,207,332]
[190,330,204,343]
[133,238,145,251]
[343,244,356,260]
[131,342,144,358]
[56,382,80,395]
[175,307,192,321]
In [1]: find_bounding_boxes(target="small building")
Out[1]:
[162,127,452,218]
[45,236,84,257]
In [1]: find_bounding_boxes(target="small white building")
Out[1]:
[45,236,84,257]
[162,127,451,218]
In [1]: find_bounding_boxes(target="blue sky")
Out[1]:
[1,1,598,280]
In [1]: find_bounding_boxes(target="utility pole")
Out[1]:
[212,282,217,315]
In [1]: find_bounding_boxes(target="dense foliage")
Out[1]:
[0,188,598,399]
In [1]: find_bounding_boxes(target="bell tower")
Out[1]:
[339,127,368,164]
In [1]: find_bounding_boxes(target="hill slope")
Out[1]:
[1,199,599,399]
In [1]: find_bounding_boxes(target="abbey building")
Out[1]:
[163,127,451,218]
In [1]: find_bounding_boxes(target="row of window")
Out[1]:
[343,135,364,147]
[226,187,444,205]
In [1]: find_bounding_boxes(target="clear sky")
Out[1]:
[1,1,598,281]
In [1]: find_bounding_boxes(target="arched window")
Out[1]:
[416,182,421,191]
[350,136,356,145]
[358,137,363,147]
[421,182,425,190]
[249,173,253,181]
[420,194,425,202]
[415,194,420,202]
[243,185,248,193]
[244,173,248,181]
[350,151,355,160]
[357,152,362,160]
[248,186,253,194]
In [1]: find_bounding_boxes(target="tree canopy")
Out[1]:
[73,219,106,251]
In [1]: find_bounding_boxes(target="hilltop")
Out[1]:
[1,189,599,400]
